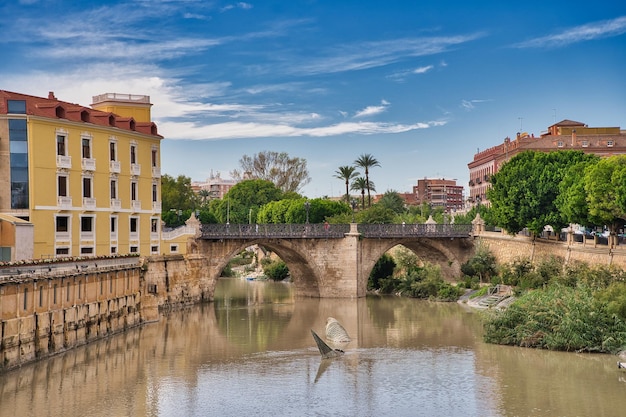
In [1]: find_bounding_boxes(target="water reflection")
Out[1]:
[2,278,626,417]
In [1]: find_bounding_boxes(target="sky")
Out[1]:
[2,0,625,199]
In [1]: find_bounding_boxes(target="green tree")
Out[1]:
[161,174,197,226]
[334,165,360,203]
[556,155,599,227]
[377,191,406,215]
[351,177,375,210]
[488,150,590,236]
[354,153,380,207]
[230,151,311,193]
[584,155,626,234]
[210,179,283,223]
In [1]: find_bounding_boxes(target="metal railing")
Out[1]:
[200,223,472,240]
[201,223,350,239]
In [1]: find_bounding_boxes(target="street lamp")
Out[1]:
[351,200,357,223]
[304,200,310,224]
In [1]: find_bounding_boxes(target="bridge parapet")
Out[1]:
[200,223,472,239]
[200,223,350,239]
[358,223,472,238]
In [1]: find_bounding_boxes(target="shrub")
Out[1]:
[262,260,289,281]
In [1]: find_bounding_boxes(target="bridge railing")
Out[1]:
[357,223,472,238]
[201,223,350,239]
[200,223,472,239]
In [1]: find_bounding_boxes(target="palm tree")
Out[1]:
[351,177,375,210]
[334,166,360,203]
[198,189,210,205]
[354,153,380,207]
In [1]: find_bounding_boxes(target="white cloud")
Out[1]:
[514,15,626,48]
[413,65,434,74]
[353,100,390,118]
[158,119,445,140]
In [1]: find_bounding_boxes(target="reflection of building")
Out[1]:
[192,171,238,200]
[0,90,163,260]
[468,120,626,205]
[413,178,464,212]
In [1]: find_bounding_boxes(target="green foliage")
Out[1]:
[460,244,497,283]
[334,165,360,203]
[257,198,350,223]
[584,155,626,233]
[368,254,396,290]
[357,204,396,224]
[354,153,380,207]
[161,174,198,226]
[376,191,406,214]
[595,282,626,321]
[210,179,283,223]
[262,259,289,281]
[488,150,592,235]
[483,284,626,352]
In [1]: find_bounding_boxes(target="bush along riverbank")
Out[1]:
[462,249,626,354]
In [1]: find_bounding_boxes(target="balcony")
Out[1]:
[110,160,121,173]
[131,200,142,212]
[110,232,118,242]
[152,201,162,213]
[82,158,96,171]
[83,197,96,210]
[152,166,161,178]
[80,231,95,241]
[110,198,121,211]
[130,163,141,176]
[55,231,70,242]
[129,232,139,241]
[57,196,72,209]
[56,155,72,169]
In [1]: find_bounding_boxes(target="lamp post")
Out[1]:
[351,200,357,223]
[304,200,310,224]
[249,207,252,224]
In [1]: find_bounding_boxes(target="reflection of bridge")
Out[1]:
[189,223,475,298]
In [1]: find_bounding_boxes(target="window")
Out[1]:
[110,141,117,161]
[82,138,91,158]
[58,175,68,197]
[557,141,564,148]
[81,216,93,233]
[582,140,588,147]
[9,119,29,209]
[151,218,158,233]
[608,140,614,147]
[170,244,179,253]
[111,216,117,233]
[152,183,158,202]
[130,246,139,253]
[7,100,26,114]
[152,148,158,167]
[56,216,69,232]
[56,247,69,256]
[130,144,137,164]
[110,246,117,254]
[80,247,94,255]
[83,176,92,198]
[131,181,138,201]
[110,179,117,199]
[57,135,67,156]
[130,217,138,233]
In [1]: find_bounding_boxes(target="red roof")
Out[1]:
[0,90,162,138]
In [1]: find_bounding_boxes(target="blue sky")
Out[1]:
[2,0,625,198]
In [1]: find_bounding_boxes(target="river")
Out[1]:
[1,278,626,417]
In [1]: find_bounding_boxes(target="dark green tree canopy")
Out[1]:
[230,151,311,193]
[210,179,283,223]
[488,150,594,235]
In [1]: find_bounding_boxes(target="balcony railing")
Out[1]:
[55,231,70,242]
[57,196,72,209]
[83,197,96,210]
[130,163,141,176]
[152,201,162,213]
[152,166,161,178]
[80,231,95,241]
[56,155,72,169]
[110,160,121,173]
[131,200,142,212]
[82,158,96,171]
[110,198,121,211]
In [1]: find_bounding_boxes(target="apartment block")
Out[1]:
[0,90,163,260]
[413,178,464,212]
[467,119,626,205]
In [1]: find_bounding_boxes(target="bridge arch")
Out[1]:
[358,237,475,285]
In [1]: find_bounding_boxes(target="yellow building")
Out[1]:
[0,90,163,259]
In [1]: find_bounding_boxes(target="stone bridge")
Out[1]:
[187,223,475,298]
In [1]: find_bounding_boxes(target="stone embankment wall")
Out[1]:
[0,257,143,371]
[476,231,626,269]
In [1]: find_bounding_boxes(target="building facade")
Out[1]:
[467,120,626,205]
[412,178,464,212]
[192,171,239,200]
[0,90,163,259]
